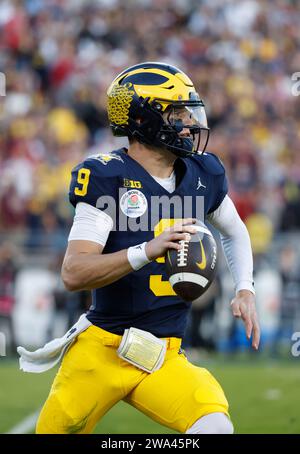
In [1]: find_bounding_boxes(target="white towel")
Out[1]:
[17,314,92,373]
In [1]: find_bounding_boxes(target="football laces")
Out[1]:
[177,239,190,267]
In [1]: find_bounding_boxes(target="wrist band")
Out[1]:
[235,281,255,296]
[127,242,151,271]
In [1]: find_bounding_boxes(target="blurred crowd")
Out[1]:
[1,0,300,241]
[0,0,299,352]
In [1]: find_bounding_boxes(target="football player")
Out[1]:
[36,62,260,434]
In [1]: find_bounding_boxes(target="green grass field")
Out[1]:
[1,357,300,434]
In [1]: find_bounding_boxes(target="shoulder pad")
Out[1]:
[69,152,125,208]
[191,152,226,176]
[83,151,126,177]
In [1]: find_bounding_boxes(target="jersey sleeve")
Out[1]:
[68,157,118,209]
[208,167,228,214]
[193,152,228,214]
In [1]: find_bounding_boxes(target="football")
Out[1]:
[165,221,218,302]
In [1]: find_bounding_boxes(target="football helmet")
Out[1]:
[107,62,210,158]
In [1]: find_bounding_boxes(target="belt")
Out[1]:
[87,324,182,350]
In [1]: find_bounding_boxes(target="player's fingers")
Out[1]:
[168,223,183,232]
[182,225,197,234]
[169,219,196,231]
[252,318,261,350]
[171,225,197,235]
[166,242,182,251]
[181,218,197,225]
[242,314,253,340]
[169,233,191,242]
[231,301,242,318]
[176,227,197,237]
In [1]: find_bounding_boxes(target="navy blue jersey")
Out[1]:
[69,148,227,338]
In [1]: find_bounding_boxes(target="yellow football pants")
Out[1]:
[36,324,229,434]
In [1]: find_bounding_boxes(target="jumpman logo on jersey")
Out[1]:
[197,177,206,190]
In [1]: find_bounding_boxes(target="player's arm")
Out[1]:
[206,195,260,350]
[62,239,130,291]
[61,203,196,291]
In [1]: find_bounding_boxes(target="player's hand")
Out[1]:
[230,290,260,350]
[145,218,197,261]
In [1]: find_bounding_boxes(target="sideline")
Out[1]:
[5,410,40,434]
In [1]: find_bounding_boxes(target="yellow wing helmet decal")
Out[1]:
[107,83,135,125]
[107,66,199,123]
[122,68,195,111]
[196,240,207,270]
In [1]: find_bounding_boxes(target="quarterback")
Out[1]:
[35,62,260,434]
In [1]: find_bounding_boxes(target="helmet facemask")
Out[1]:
[157,102,210,157]
[127,99,210,158]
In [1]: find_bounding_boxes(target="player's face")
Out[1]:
[165,105,207,128]
[163,105,209,152]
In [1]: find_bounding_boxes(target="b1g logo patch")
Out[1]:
[120,190,148,218]
[123,178,142,189]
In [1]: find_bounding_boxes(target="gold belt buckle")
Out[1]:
[117,327,167,373]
